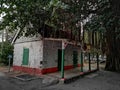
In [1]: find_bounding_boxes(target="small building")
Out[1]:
[13,35,81,75]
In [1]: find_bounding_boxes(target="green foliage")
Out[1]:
[85,0,120,35]
[0,0,69,36]
[0,0,94,37]
[0,42,13,65]
[84,0,120,71]
[1,0,120,71]
[1,0,50,34]
[1,0,119,39]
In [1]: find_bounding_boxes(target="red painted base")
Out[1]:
[13,66,42,75]
[61,78,66,80]
[13,64,81,75]
[80,72,84,75]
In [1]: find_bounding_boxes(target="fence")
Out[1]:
[80,52,99,72]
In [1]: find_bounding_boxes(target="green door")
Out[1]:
[58,49,62,71]
[73,51,78,68]
[22,48,29,65]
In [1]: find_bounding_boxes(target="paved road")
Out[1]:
[0,72,43,90]
[0,71,120,90]
[43,71,120,90]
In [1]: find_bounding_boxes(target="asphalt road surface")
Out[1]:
[44,71,120,90]
[0,70,120,90]
[0,72,43,90]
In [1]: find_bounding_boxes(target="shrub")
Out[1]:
[0,42,13,65]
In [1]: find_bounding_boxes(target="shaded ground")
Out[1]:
[0,73,43,90]
[0,66,58,90]
[0,70,120,90]
[0,63,120,90]
[43,70,120,90]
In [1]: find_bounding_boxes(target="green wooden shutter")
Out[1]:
[22,48,29,65]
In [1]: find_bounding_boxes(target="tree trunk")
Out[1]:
[92,31,94,47]
[105,30,120,72]
[105,0,120,72]
[88,31,91,44]
[78,28,81,42]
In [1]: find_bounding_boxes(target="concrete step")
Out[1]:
[42,75,59,87]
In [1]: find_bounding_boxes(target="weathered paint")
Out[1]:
[43,40,81,70]
[64,44,81,66]
[43,40,62,68]
[13,64,81,75]
[13,66,42,75]
[13,37,81,74]
[13,36,43,69]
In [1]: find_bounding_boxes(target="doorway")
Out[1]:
[73,51,78,68]
[58,49,62,71]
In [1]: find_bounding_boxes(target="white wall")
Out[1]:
[43,40,81,69]
[13,36,43,68]
[13,37,81,69]
[65,44,81,65]
[43,40,62,68]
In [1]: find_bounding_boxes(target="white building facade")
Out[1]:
[13,36,81,75]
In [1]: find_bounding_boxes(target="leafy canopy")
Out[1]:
[0,0,68,36]
[0,0,97,36]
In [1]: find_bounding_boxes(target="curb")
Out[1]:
[60,69,98,84]
[42,76,59,87]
